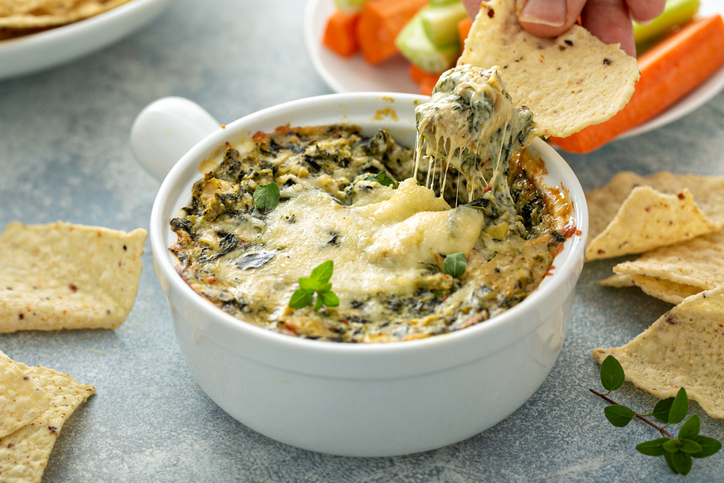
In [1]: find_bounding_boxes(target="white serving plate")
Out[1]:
[0,0,175,80]
[304,0,724,142]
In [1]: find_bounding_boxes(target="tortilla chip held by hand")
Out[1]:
[0,221,147,333]
[593,287,724,419]
[459,0,639,138]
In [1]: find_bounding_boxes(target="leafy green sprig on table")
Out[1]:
[289,260,340,311]
[592,355,722,475]
[253,181,280,214]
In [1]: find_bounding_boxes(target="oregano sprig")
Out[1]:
[591,355,722,475]
[289,260,340,311]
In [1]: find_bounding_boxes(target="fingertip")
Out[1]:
[461,0,483,20]
[626,0,666,24]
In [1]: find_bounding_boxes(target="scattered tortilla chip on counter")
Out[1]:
[0,0,132,29]
[586,186,720,260]
[600,273,701,305]
[609,229,724,303]
[628,274,702,305]
[0,358,95,482]
[586,171,724,260]
[458,0,639,138]
[593,287,724,420]
[0,221,147,333]
[0,350,48,439]
[600,273,635,288]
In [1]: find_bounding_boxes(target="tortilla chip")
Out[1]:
[586,186,720,260]
[0,361,94,482]
[608,229,724,301]
[630,274,702,305]
[0,221,147,333]
[587,171,724,245]
[593,287,724,419]
[0,0,49,17]
[0,0,131,29]
[458,0,639,138]
[0,351,48,439]
[600,273,635,288]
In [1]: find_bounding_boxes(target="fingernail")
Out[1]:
[517,0,567,27]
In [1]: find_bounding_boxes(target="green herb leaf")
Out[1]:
[678,414,700,440]
[289,289,314,309]
[365,172,395,187]
[663,439,681,453]
[652,397,675,423]
[604,405,636,427]
[671,451,693,475]
[691,436,723,458]
[313,296,324,311]
[298,277,318,292]
[318,290,340,307]
[636,438,670,457]
[668,387,689,425]
[664,452,679,474]
[310,260,334,284]
[443,252,467,278]
[600,355,626,392]
[290,260,339,312]
[254,181,280,214]
[679,439,703,454]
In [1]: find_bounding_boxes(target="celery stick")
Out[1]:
[421,2,468,47]
[634,0,700,46]
[333,0,368,14]
[428,0,460,6]
[395,13,460,74]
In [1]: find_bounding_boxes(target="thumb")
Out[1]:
[516,0,588,38]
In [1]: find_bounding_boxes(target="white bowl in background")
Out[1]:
[0,0,176,80]
[131,93,588,457]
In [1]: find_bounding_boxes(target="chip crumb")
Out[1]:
[88,348,106,356]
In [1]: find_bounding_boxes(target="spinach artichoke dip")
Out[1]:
[170,65,574,343]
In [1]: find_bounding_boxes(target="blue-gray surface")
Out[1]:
[1,0,723,481]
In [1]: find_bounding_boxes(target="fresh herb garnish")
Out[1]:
[365,172,395,187]
[591,355,722,475]
[289,260,340,311]
[253,181,280,214]
[443,252,467,278]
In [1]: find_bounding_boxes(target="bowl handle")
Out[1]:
[130,97,220,182]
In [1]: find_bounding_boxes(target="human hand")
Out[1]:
[461,0,666,56]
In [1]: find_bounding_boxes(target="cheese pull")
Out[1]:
[365,205,484,267]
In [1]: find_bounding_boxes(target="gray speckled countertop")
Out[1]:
[1,0,723,481]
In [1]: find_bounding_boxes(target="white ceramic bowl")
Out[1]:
[131,94,588,457]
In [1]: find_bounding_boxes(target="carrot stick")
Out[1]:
[551,15,724,154]
[458,17,473,46]
[356,0,427,64]
[322,10,359,57]
[409,64,440,95]
[323,11,361,57]
[419,75,440,96]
